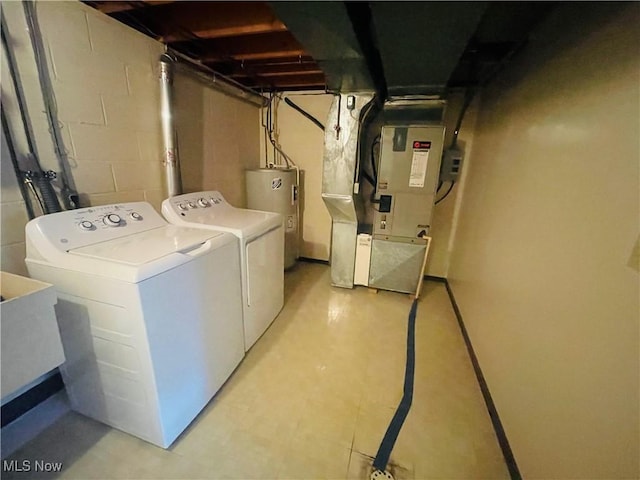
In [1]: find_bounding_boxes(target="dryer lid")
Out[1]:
[69,225,224,266]
[184,208,281,237]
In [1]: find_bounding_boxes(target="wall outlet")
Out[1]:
[346,95,356,110]
[440,147,464,183]
[627,234,640,272]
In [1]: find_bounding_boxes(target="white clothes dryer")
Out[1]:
[162,191,284,351]
[25,202,244,448]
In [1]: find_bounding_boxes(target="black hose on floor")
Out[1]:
[372,297,417,472]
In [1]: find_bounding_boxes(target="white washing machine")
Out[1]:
[162,191,284,351]
[25,202,244,448]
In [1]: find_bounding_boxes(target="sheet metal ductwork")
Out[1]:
[370,2,487,97]
[321,93,374,288]
[273,2,510,289]
[269,2,376,93]
[273,2,488,98]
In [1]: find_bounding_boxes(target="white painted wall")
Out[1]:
[0,0,260,275]
[1,0,164,275]
[429,90,479,277]
[448,3,639,478]
[1,128,29,277]
[260,93,333,261]
[174,74,261,208]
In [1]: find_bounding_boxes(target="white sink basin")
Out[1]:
[1,272,65,400]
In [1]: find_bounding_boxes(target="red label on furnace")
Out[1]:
[413,141,431,149]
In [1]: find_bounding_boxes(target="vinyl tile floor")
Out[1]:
[2,263,509,479]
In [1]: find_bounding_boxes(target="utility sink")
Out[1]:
[1,271,65,400]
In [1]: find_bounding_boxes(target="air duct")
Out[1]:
[321,93,374,288]
[269,2,376,93]
[159,53,182,198]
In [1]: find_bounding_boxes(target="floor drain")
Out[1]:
[370,469,395,480]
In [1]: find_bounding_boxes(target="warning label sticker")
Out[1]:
[409,150,430,188]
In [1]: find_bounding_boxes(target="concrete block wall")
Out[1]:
[42,1,165,208]
[1,1,265,275]
[1,1,165,274]
[0,128,29,277]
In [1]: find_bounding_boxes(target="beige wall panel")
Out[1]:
[1,243,28,277]
[0,203,28,246]
[174,74,261,208]
[448,3,639,478]
[261,93,333,261]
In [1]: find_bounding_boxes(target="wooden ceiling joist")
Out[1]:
[83,1,326,91]
[245,73,326,90]
[155,2,287,42]
[90,1,174,14]
[179,31,306,63]
[219,63,323,79]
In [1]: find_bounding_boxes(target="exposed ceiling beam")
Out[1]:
[270,2,376,93]
[90,1,174,14]
[156,2,287,42]
[222,63,323,78]
[244,72,326,90]
[175,31,305,62]
[207,55,316,70]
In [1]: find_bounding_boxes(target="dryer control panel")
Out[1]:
[26,202,167,252]
[162,191,283,240]
[166,191,228,214]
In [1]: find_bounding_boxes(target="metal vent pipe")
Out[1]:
[159,53,182,197]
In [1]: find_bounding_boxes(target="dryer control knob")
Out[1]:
[187,201,197,209]
[130,212,143,221]
[197,198,210,207]
[177,203,188,211]
[79,220,94,231]
[103,213,122,227]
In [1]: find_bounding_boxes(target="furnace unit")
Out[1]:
[368,125,444,293]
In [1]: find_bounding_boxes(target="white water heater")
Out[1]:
[246,168,299,269]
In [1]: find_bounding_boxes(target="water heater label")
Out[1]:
[409,150,430,187]
[271,178,282,190]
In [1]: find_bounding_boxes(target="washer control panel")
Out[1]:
[27,202,167,252]
[73,208,142,231]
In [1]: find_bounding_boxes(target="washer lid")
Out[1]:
[69,226,224,265]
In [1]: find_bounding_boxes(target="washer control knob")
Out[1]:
[79,220,94,231]
[197,198,210,207]
[103,213,122,227]
[177,203,188,211]
[130,212,142,221]
[187,201,197,209]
